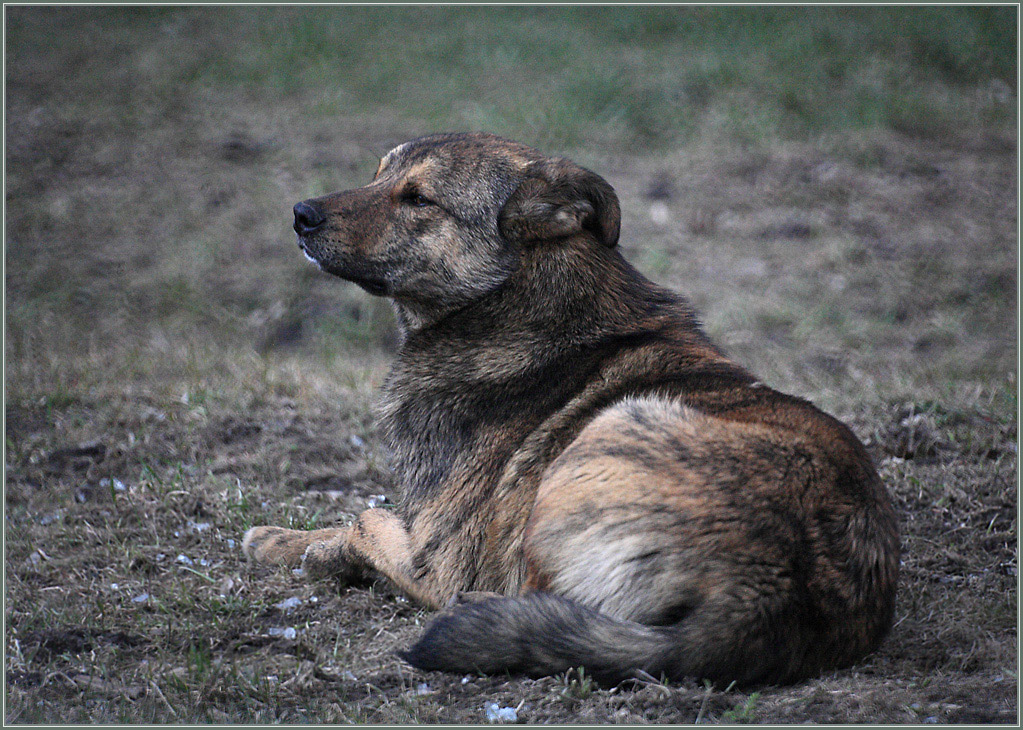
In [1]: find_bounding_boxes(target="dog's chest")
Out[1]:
[378,379,522,503]
[377,352,588,509]
[379,387,472,495]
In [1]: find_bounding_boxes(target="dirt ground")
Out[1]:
[4,8,1019,724]
[6,130,1018,723]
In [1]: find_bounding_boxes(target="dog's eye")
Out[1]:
[404,192,433,208]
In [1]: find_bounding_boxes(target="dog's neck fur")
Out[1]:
[391,240,708,347]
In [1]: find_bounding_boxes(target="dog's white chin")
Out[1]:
[302,248,324,270]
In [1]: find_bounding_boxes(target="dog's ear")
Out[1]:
[498,158,621,247]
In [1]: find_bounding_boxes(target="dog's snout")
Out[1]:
[293,201,327,235]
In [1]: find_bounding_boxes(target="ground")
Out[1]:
[4,7,1018,724]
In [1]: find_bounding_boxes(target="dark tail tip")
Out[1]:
[397,645,433,670]
[399,598,521,675]
[399,610,470,672]
[394,647,419,667]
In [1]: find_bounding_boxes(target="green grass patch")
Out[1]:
[8,6,1016,151]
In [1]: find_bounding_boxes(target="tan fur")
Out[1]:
[244,133,899,686]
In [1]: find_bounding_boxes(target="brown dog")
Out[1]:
[243,133,899,686]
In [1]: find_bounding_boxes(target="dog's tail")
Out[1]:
[400,593,669,684]
[400,592,799,686]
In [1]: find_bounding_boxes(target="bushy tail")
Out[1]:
[400,593,676,685]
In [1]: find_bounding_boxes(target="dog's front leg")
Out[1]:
[302,508,448,609]
[243,523,370,586]
[246,511,450,609]
[243,525,348,569]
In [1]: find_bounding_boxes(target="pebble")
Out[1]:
[176,554,194,566]
[275,596,303,611]
[101,478,127,492]
[132,593,149,604]
[268,627,297,639]
[649,201,671,226]
[485,702,518,723]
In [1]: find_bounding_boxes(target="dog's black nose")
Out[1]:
[293,201,326,235]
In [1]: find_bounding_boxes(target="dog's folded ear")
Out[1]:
[498,158,621,247]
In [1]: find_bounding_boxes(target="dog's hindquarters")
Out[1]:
[404,395,897,686]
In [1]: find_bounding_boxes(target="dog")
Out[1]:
[243,132,899,686]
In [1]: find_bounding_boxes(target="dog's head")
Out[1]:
[293,133,621,327]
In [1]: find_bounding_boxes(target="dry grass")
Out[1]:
[4,364,1017,722]
[5,6,1017,724]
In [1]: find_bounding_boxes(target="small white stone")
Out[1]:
[649,201,670,226]
[485,703,517,723]
[275,596,303,611]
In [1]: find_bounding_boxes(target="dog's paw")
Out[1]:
[301,540,330,579]
[242,526,310,568]
[301,538,350,581]
[301,533,374,585]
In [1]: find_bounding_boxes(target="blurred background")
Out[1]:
[6,6,1017,409]
[5,7,1018,724]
